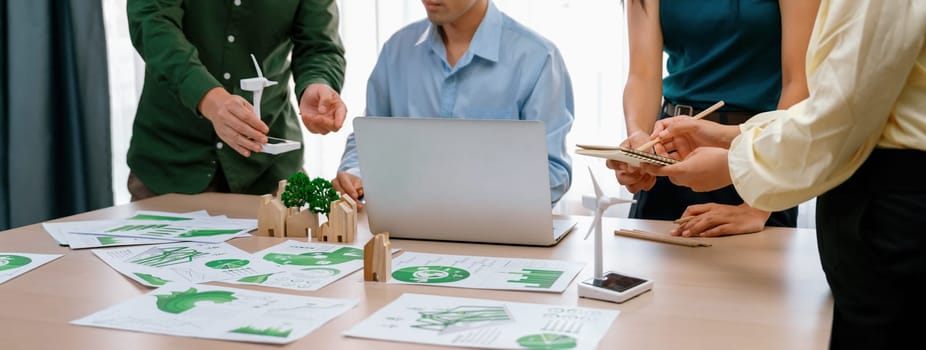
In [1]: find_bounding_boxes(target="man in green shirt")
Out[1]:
[126,0,346,200]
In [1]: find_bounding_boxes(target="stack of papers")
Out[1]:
[43,210,256,249]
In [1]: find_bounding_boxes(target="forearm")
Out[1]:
[716,124,743,149]
[777,79,809,110]
[623,75,663,135]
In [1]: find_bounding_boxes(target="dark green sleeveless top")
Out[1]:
[661,0,782,112]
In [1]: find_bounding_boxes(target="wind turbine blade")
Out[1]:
[607,197,636,205]
[584,209,603,240]
[588,166,603,199]
[250,54,264,78]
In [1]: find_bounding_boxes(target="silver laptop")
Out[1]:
[353,117,576,246]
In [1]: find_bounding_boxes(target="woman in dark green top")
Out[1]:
[126,0,347,200]
[609,0,819,236]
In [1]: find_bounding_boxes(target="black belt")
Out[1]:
[662,101,755,125]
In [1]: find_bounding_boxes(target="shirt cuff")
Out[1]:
[178,66,222,115]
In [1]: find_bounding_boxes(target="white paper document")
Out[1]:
[388,252,584,293]
[344,293,618,350]
[93,242,282,287]
[0,253,62,284]
[227,240,369,291]
[72,282,357,344]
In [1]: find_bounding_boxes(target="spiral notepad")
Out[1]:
[575,144,677,167]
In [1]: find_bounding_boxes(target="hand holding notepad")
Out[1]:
[575,101,725,167]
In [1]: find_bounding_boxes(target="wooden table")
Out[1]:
[0,193,833,349]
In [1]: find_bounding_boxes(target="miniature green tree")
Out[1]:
[280,172,310,208]
[280,173,340,215]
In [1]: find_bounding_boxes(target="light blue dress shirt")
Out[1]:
[338,1,574,205]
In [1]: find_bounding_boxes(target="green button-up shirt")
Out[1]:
[127,0,345,195]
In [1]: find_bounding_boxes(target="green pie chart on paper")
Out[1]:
[0,255,32,271]
[205,259,250,270]
[516,333,577,350]
[392,266,470,283]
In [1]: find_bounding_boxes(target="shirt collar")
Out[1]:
[415,1,502,64]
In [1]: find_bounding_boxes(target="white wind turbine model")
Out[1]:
[240,54,300,155]
[578,167,653,303]
[240,54,278,119]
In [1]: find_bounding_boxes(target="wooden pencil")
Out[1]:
[614,229,712,247]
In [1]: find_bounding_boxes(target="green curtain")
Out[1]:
[1,0,112,230]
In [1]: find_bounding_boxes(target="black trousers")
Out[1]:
[817,149,926,349]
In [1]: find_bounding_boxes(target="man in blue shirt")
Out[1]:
[328,0,574,206]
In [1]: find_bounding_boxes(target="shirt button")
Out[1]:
[223,72,231,80]
[234,0,241,6]
[227,35,235,43]
[216,142,224,149]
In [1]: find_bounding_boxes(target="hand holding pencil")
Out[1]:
[643,101,745,161]
[635,101,725,152]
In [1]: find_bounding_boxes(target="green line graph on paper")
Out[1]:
[506,269,564,289]
[130,247,209,267]
[412,305,512,333]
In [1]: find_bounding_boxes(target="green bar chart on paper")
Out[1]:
[506,269,565,289]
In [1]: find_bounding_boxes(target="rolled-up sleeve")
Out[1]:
[729,0,926,211]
